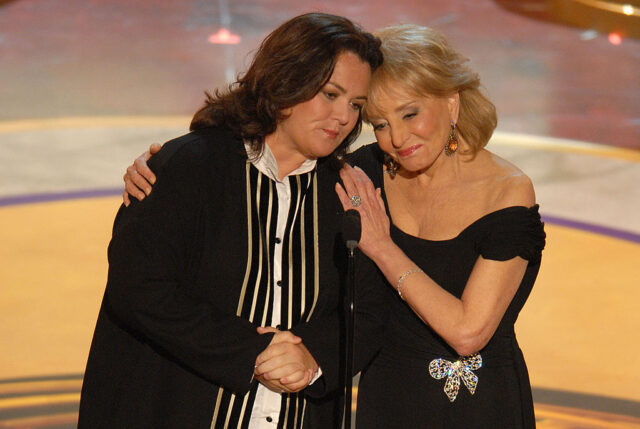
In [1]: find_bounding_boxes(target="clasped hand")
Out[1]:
[254,327,319,394]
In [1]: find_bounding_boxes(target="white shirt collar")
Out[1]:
[245,141,317,183]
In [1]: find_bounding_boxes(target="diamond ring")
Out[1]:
[350,195,362,208]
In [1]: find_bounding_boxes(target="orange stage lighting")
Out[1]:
[608,32,622,44]
[208,28,241,45]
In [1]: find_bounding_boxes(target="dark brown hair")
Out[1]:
[190,13,382,158]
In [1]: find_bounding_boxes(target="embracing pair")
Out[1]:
[79,12,544,429]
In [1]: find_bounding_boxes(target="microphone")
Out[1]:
[343,209,361,254]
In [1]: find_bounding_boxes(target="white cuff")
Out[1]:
[308,367,323,385]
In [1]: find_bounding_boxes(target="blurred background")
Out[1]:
[0,0,639,427]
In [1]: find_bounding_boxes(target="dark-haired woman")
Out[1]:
[79,13,386,429]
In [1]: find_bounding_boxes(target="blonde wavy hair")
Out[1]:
[366,24,497,154]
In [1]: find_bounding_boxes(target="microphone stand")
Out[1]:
[344,239,357,429]
[342,209,360,429]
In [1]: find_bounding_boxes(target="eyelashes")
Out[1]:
[324,91,363,112]
[324,91,337,100]
[373,108,419,131]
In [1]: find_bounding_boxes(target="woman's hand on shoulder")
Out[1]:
[123,143,162,206]
[335,164,394,260]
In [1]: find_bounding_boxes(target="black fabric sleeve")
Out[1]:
[346,143,385,176]
[105,138,273,395]
[477,205,546,263]
[291,250,389,397]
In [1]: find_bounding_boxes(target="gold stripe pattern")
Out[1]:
[209,389,224,429]
[307,173,320,321]
[248,172,265,322]
[222,394,236,428]
[210,167,317,428]
[260,180,274,327]
[287,176,303,328]
[236,162,254,316]
[299,191,307,318]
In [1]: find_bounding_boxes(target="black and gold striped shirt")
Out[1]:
[210,144,320,429]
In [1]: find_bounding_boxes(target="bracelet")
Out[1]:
[396,268,423,300]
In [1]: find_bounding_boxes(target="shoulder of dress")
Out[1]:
[474,203,545,261]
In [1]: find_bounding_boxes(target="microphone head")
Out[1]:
[343,209,361,249]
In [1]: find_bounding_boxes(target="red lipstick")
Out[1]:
[397,145,422,157]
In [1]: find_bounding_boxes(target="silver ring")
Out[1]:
[350,195,362,208]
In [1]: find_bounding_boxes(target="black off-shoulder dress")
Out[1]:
[349,145,546,429]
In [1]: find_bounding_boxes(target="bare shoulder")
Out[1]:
[476,150,536,209]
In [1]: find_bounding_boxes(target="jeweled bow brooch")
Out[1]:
[428,353,482,402]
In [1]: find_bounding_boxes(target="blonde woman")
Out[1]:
[335,25,544,428]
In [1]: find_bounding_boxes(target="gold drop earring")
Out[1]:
[384,153,399,178]
[444,121,458,156]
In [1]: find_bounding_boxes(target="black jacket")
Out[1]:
[78,127,388,428]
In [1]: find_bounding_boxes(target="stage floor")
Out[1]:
[0,0,639,427]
